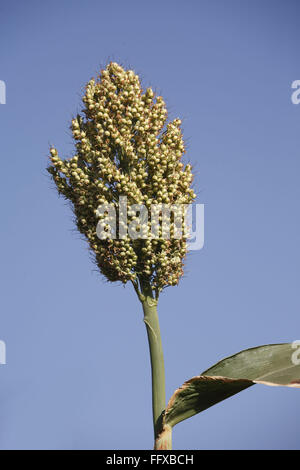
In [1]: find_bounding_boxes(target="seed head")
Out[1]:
[47,62,196,294]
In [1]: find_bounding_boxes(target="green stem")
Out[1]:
[138,278,166,445]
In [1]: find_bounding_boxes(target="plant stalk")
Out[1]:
[138,278,170,448]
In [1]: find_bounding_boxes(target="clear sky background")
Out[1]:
[0,0,299,450]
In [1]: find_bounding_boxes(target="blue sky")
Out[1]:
[0,0,299,449]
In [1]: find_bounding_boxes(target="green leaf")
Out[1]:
[164,343,300,428]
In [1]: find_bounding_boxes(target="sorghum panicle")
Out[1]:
[47,62,196,293]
